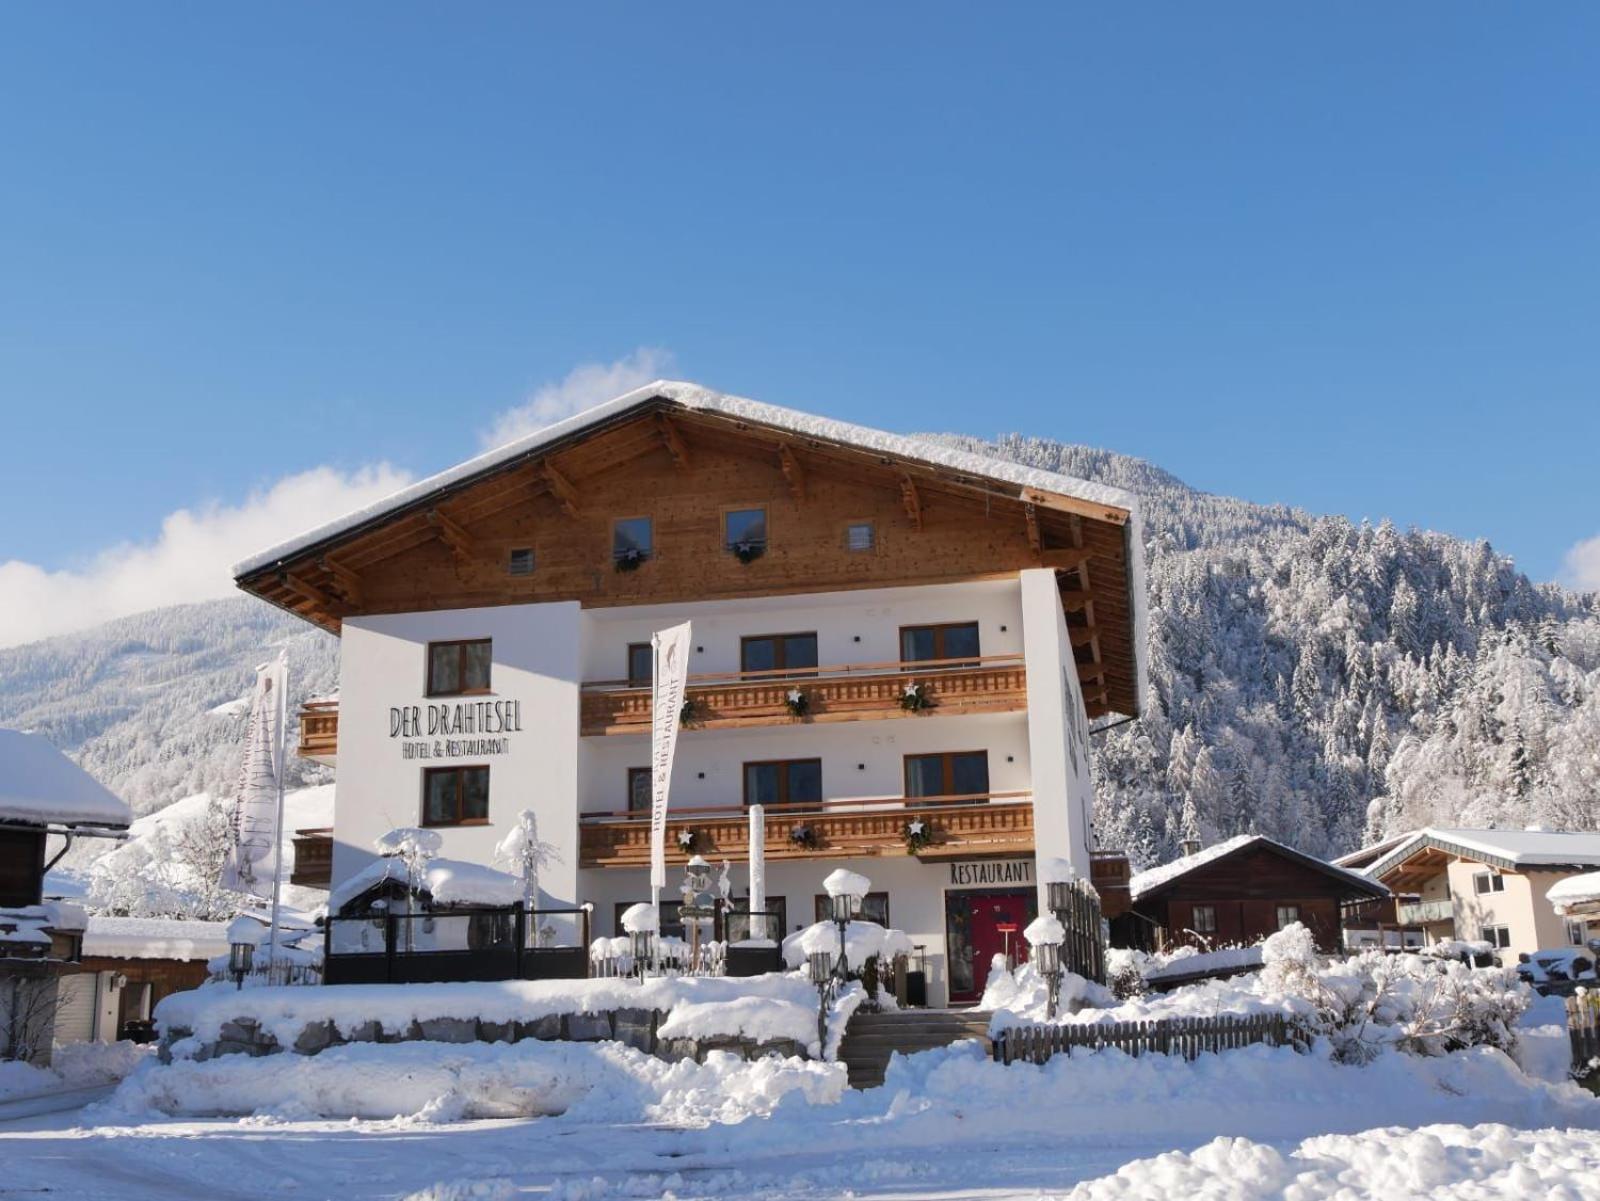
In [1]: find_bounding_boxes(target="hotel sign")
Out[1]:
[389,700,524,760]
[948,859,1033,887]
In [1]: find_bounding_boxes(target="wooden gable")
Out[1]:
[236,398,1142,717]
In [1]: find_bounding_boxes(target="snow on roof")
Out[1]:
[1353,827,1600,880]
[0,729,131,828]
[234,381,1140,579]
[1546,871,1600,915]
[81,916,231,961]
[329,856,524,914]
[1128,834,1386,902]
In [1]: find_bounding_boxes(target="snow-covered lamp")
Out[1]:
[1040,856,1077,915]
[806,948,835,1048]
[1026,913,1067,1018]
[228,938,254,991]
[620,902,659,981]
[823,868,870,979]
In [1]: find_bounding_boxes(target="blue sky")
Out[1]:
[1,5,1596,644]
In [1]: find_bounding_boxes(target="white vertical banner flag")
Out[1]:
[649,621,693,895]
[747,803,766,938]
[223,654,289,900]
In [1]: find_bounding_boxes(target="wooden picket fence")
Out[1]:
[1054,878,1106,985]
[1565,994,1600,1076]
[992,1013,1302,1066]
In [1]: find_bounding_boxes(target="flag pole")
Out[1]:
[266,652,288,980]
[649,632,660,929]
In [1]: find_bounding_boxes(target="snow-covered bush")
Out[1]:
[1106,948,1150,1000]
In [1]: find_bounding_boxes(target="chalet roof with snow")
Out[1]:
[1128,834,1388,903]
[0,728,131,829]
[1337,827,1600,888]
[233,381,1149,718]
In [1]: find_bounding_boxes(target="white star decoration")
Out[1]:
[787,688,803,704]
[677,830,694,848]
[908,819,926,836]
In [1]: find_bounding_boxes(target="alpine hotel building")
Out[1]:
[236,383,1148,1006]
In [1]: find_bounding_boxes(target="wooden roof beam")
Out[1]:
[1040,548,1091,572]
[1061,589,1097,613]
[280,571,344,618]
[543,461,581,517]
[657,413,692,471]
[900,475,923,531]
[426,509,480,562]
[777,444,806,502]
[318,556,364,606]
[1024,503,1042,556]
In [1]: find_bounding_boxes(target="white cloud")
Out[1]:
[1561,533,1600,593]
[478,347,673,450]
[0,464,413,648]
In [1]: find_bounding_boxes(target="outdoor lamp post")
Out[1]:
[1026,913,1067,1019]
[228,938,254,991]
[807,948,835,1049]
[630,929,654,980]
[823,869,867,980]
[679,855,717,972]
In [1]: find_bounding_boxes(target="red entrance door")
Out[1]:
[945,888,1037,1005]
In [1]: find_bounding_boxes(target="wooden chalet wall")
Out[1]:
[1132,845,1364,953]
[0,827,46,908]
[237,401,1140,718]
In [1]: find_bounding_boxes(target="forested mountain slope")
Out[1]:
[2,437,1594,867]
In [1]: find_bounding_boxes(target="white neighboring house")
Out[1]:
[234,381,1150,1006]
[0,729,132,1064]
[1335,827,1600,962]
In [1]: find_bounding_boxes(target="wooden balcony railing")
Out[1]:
[579,792,1035,868]
[297,699,339,765]
[580,655,1027,736]
[291,827,333,889]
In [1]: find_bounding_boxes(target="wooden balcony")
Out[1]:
[297,699,339,765]
[580,655,1028,736]
[291,827,333,889]
[579,792,1035,868]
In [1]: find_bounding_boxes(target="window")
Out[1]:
[468,911,515,950]
[903,751,989,802]
[724,507,767,551]
[815,892,890,927]
[1569,919,1589,947]
[628,767,651,813]
[743,759,823,809]
[900,621,980,665]
[1473,872,1506,895]
[741,633,818,677]
[613,516,653,563]
[1480,924,1511,949]
[507,548,535,576]
[422,765,490,826]
[427,639,492,697]
[627,643,652,687]
[846,521,875,552]
[727,897,788,942]
[1275,905,1300,930]
[1191,905,1217,934]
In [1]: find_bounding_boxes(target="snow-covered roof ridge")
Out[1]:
[232,380,1140,578]
[1128,833,1387,901]
[1353,826,1600,880]
[81,916,231,962]
[0,728,132,828]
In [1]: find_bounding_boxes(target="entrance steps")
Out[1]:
[836,1008,993,1089]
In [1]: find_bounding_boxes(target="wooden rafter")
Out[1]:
[1024,503,1042,556]
[318,556,364,606]
[543,461,581,517]
[1069,626,1100,650]
[900,475,923,531]
[1061,589,1097,614]
[777,444,806,502]
[1068,513,1084,550]
[426,509,480,562]
[1038,547,1091,572]
[657,413,692,471]
[280,571,342,616]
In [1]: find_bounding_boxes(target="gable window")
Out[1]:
[1191,905,1217,934]
[507,548,535,576]
[815,892,890,928]
[900,621,980,666]
[628,767,651,813]
[741,633,818,678]
[845,521,875,552]
[1480,924,1511,949]
[1473,872,1506,895]
[724,508,767,555]
[427,639,492,697]
[613,516,653,565]
[627,643,652,687]
[743,759,822,810]
[904,751,989,802]
[422,765,490,827]
[1275,905,1301,930]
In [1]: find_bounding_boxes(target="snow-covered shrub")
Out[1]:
[1106,948,1150,1000]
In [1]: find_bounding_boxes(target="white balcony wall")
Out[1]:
[577,711,1032,815]
[578,579,1024,682]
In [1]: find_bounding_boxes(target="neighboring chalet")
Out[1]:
[0,729,131,1063]
[1335,827,1600,962]
[52,917,231,1045]
[234,381,1150,1006]
[1122,834,1388,954]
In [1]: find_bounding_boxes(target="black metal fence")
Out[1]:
[993,1013,1302,1065]
[1566,994,1600,1075]
[324,906,591,986]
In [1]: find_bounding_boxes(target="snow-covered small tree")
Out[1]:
[493,809,561,909]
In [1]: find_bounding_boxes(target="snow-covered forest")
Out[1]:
[2,436,1595,869]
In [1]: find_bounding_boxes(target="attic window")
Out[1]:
[846,521,875,552]
[508,548,534,576]
[613,517,652,570]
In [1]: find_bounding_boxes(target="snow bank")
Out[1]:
[105,1037,843,1123]
[1069,1123,1600,1200]
[155,973,821,1052]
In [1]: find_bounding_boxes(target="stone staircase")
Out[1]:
[836,1008,994,1089]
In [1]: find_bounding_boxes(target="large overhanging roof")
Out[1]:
[1354,828,1600,883]
[233,381,1150,715]
[0,728,132,830]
